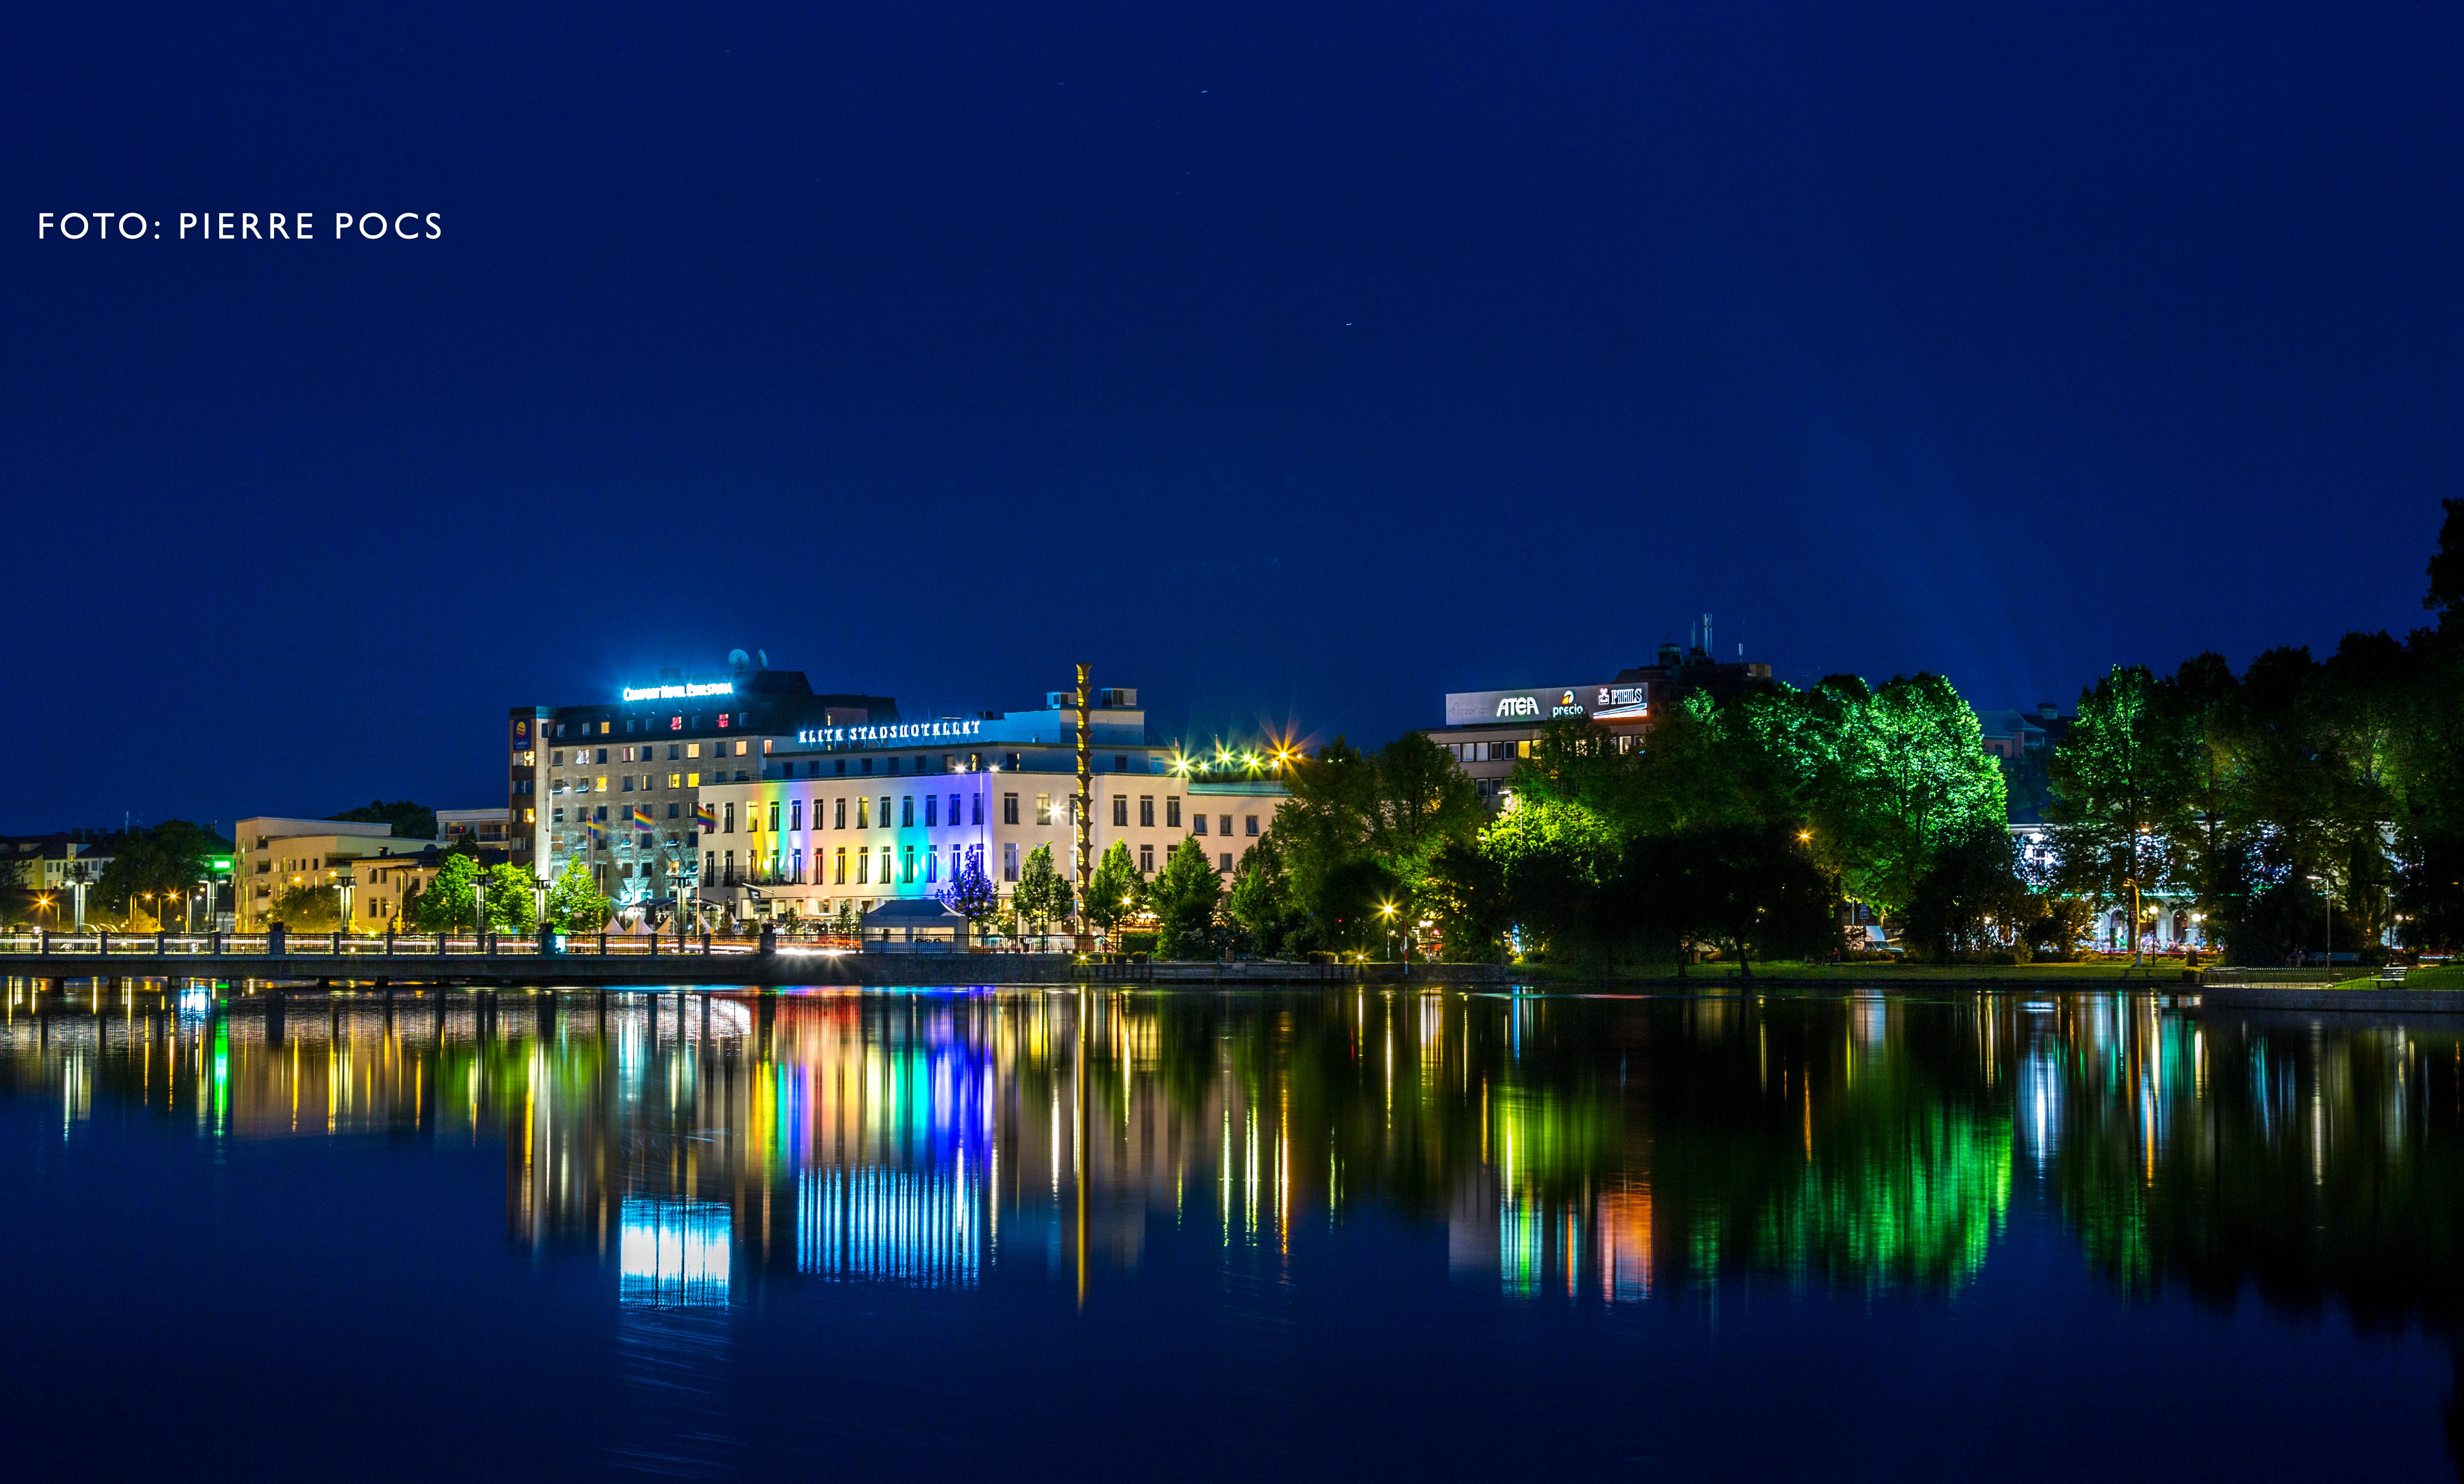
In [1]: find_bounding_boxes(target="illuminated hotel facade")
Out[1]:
[509,664,1285,922]
[693,684,1286,922]
[508,665,896,906]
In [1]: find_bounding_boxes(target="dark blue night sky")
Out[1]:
[7,2,2458,832]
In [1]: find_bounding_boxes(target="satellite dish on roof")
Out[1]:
[727,648,751,672]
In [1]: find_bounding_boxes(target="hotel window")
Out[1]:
[667,772,681,788]
[1166,797,1181,828]
[949,792,962,825]
[1114,755,1129,773]
[792,848,804,883]
[901,846,915,883]
[856,797,870,829]
[597,806,608,821]
[834,797,847,829]
[600,722,610,735]
[856,849,869,884]
[1003,842,1019,882]
[667,803,680,819]
[790,800,802,833]
[595,775,608,792]
[668,744,681,760]
[1244,815,1259,836]
[550,751,564,766]
[834,847,848,884]
[924,794,938,827]
[723,803,735,833]
[704,849,715,880]
[925,849,938,883]
[686,772,700,787]
[1112,796,1128,827]
[1219,852,1232,872]
[768,801,781,833]
[1219,814,1233,836]
[878,846,892,883]
[887,756,900,774]
[687,743,701,759]
[901,795,914,828]
[1138,843,1154,873]
[835,759,848,776]
[597,748,609,763]
[1035,793,1052,825]
[862,758,874,775]
[620,776,633,792]
[1002,792,1019,825]
[1193,813,1208,836]
[1139,796,1154,827]
[552,808,565,823]
[879,795,891,828]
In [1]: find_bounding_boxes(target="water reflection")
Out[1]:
[3,978,2462,1472]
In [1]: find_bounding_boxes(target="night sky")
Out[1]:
[8,2,2458,835]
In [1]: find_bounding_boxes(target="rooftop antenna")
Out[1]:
[1702,613,1714,655]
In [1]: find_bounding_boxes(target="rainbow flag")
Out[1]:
[630,805,654,830]
[693,803,717,831]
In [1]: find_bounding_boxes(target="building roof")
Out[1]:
[863,897,963,924]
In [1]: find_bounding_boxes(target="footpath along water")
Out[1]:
[0,984,2458,1480]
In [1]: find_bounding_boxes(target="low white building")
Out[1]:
[670,686,1287,922]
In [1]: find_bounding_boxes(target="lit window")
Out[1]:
[686,772,700,788]
[687,743,701,759]
[856,797,870,829]
[1035,793,1052,825]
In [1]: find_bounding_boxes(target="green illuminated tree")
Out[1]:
[1012,843,1073,949]
[411,854,480,932]
[1084,841,1144,945]
[267,883,342,931]
[95,819,226,922]
[1148,836,1224,960]
[546,859,612,933]
[483,862,537,932]
[1226,828,1305,956]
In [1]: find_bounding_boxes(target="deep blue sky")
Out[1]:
[7,2,2459,834]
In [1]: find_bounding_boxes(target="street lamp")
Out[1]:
[1377,899,1398,961]
[2308,873,2332,969]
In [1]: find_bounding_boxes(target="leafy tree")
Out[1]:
[2019,895,2096,960]
[329,799,438,841]
[2045,665,2187,935]
[1743,673,2005,920]
[1013,844,1074,949]
[1147,837,1224,960]
[546,859,611,933]
[1225,829,1306,957]
[413,854,481,932]
[95,820,227,922]
[1901,824,2031,960]
[2427,496,2464,619]
[937,857,1001,938]
[1422,838,1509,962]
[1275,739,1382,922]
[267,884,342,931]
[483,863,537,932]
[1614,825,1838,975]
[1480,796,1619,960]
[1368,730,1488,890]
[1084,841,1144,944]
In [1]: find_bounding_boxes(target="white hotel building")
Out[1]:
[691,686,1285,922]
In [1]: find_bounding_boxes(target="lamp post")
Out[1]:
[2309,873,2332,969]
[1377,899,1397,962]
[335,868,355,937]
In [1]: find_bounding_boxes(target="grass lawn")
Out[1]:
[2328,964,2464,993]
[1527,959,2183,985]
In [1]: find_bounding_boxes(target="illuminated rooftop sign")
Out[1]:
[796,718,985,747]
[1443,682,1649,726]
[622,681,734,702]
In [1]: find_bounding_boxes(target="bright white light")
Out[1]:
[619,1198,732,1307]
[623,681,735,702]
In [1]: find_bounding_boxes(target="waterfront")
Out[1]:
[2,985,2459,1479]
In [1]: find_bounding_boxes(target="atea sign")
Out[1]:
[622,681,735,702]
[1443,682,1649,727]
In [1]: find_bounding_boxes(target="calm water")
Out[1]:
[3,982,2459,1480]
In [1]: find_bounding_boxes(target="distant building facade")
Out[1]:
[1422,634,1775,801]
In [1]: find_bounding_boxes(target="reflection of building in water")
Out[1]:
[620,1198,733,1307]
[798,1162,983,1288]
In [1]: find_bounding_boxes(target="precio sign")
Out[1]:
[1443,682,1649,727]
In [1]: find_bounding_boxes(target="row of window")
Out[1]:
[553,741,750,766]
[552,714,747,739]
